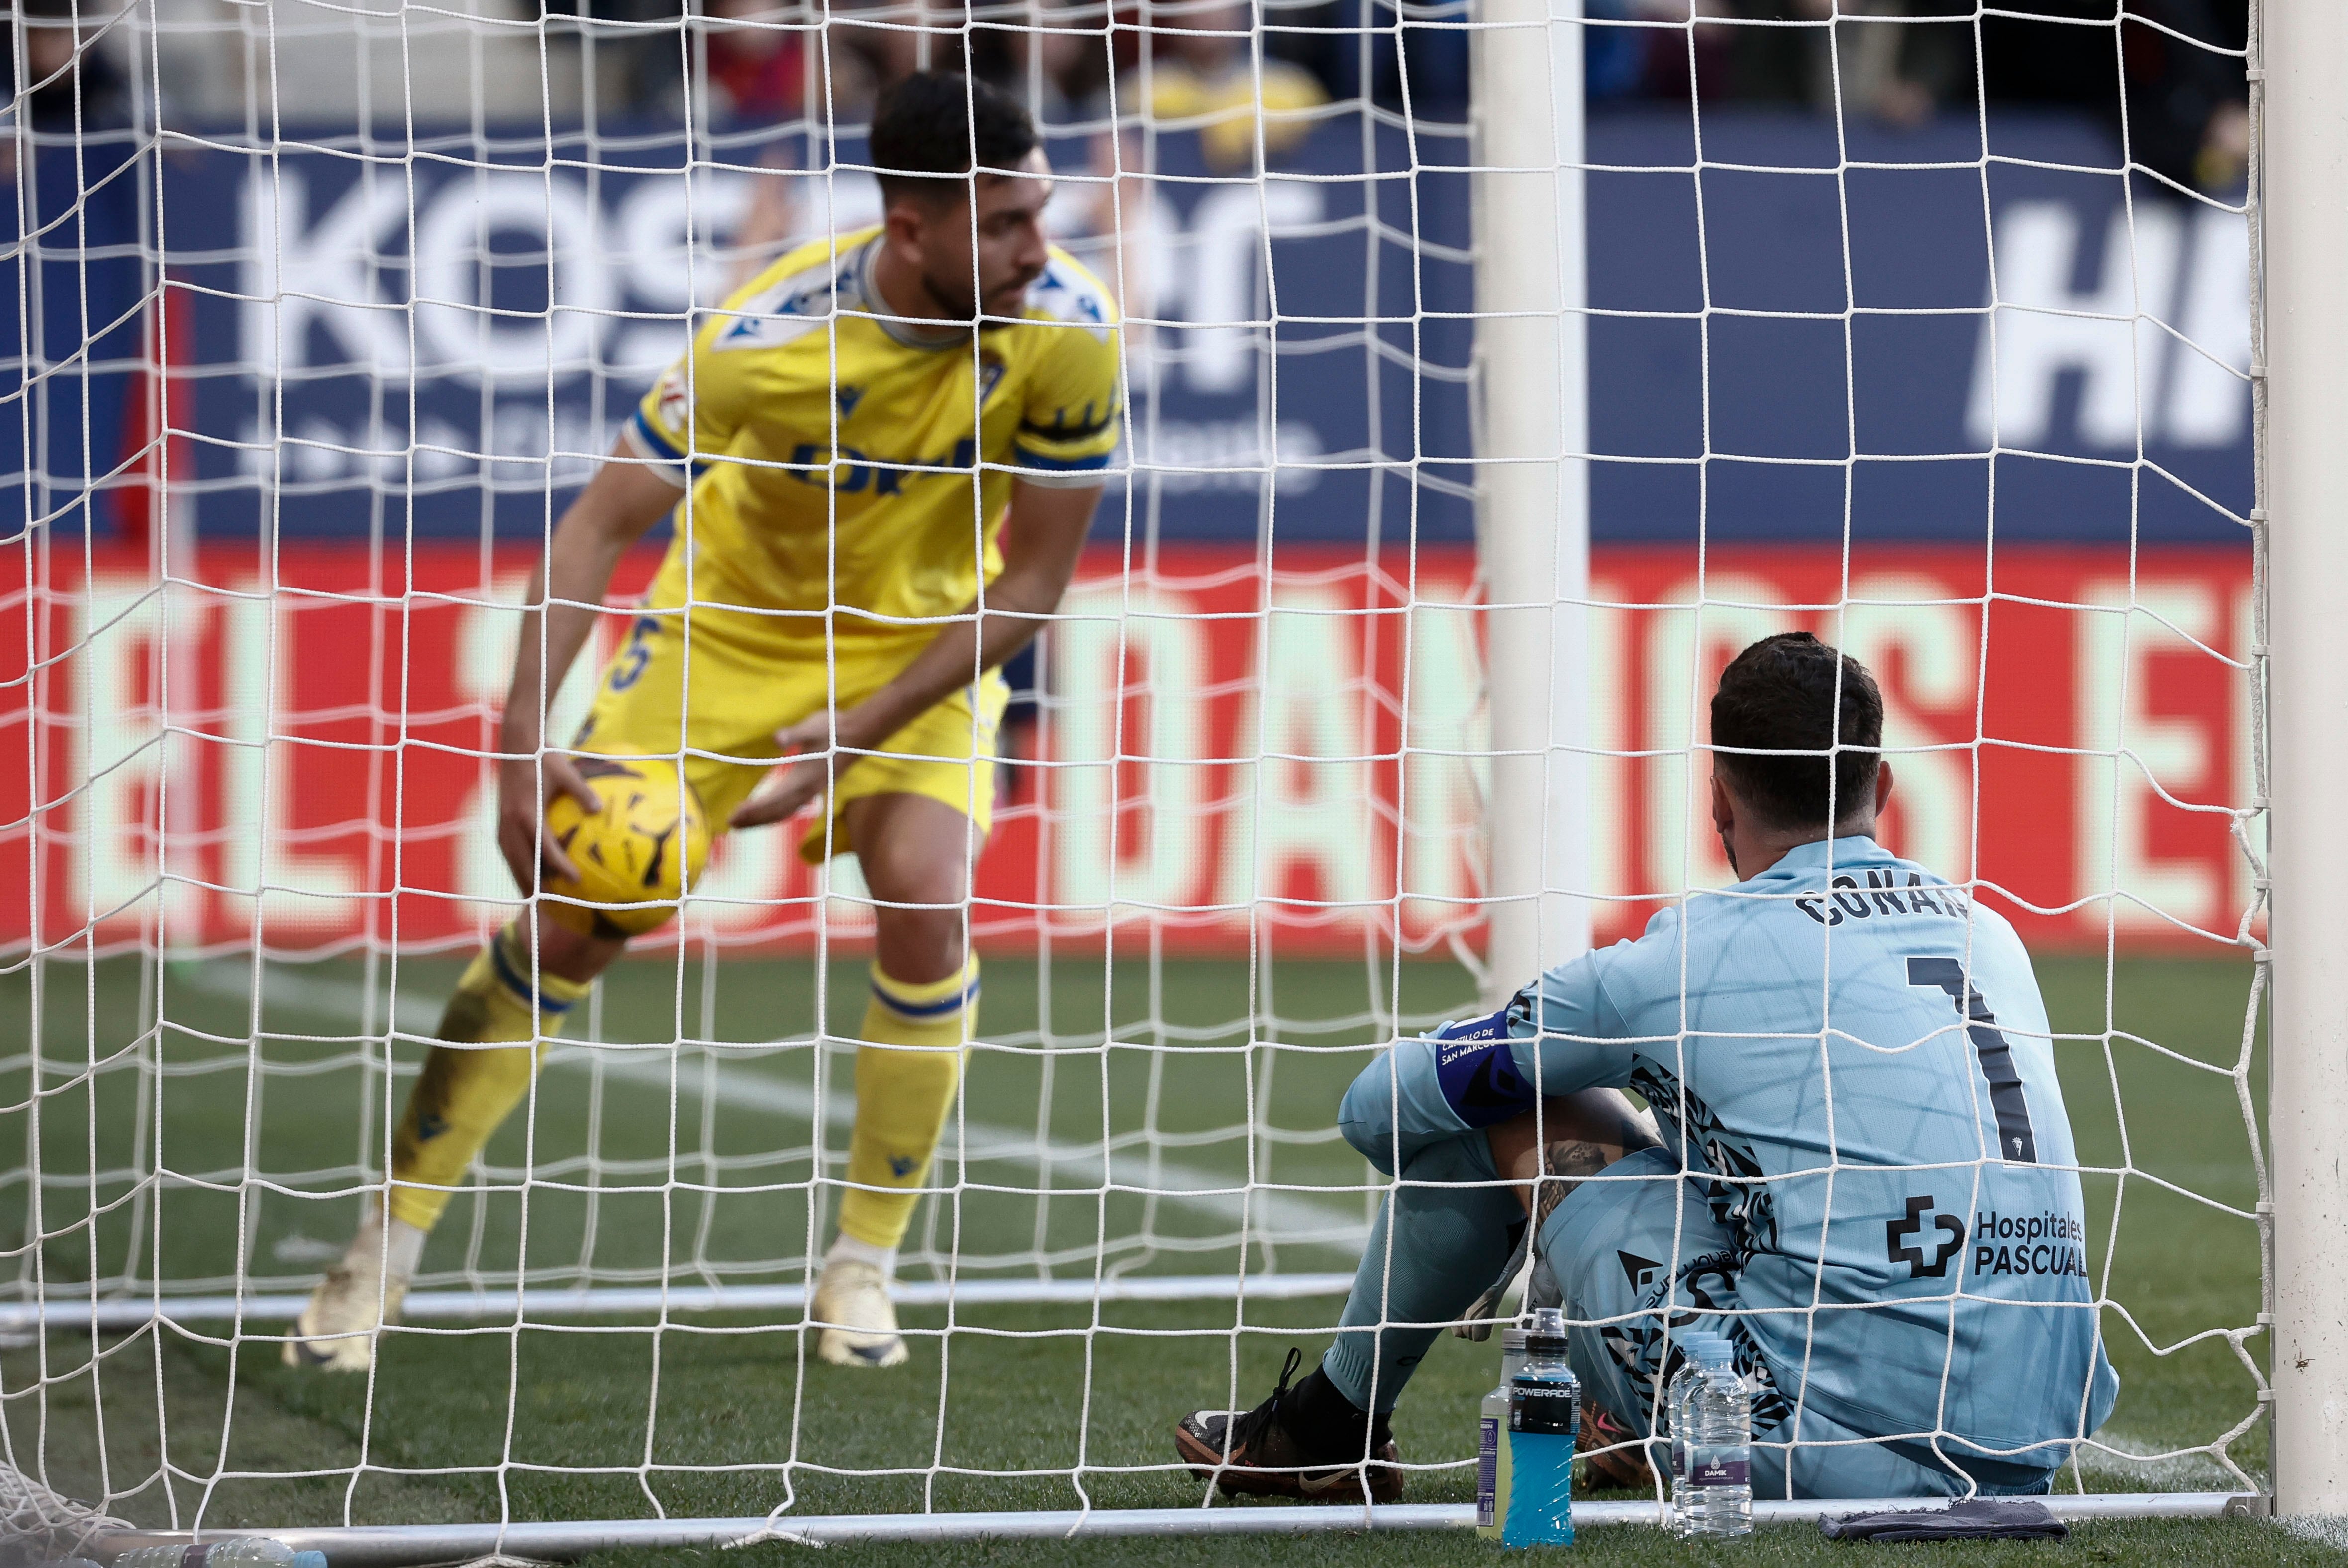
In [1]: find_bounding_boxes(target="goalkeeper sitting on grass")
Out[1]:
[1175,633,2118,1502]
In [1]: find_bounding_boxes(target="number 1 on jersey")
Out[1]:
[1907,956,2038,1164]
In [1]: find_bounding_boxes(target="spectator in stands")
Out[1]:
[1981,0,2248,193]
[1597,0,2244,186]
[968,0,1102,126]
[1583,0,1658,105]
[1125,0,1327,168]
[1810,0,1971,125]
[6,0,129,133]
[1300,0,1469,120]
[702,0,809,123]
[1624,0,1959,117]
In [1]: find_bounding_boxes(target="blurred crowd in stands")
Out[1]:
[4,0,2250,194]
[611,0,2249,189]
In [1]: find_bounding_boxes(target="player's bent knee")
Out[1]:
[871,903,968,988]
[1336,1080,1395,1170]
[1395,1131,1498,1189]
[848,794,979,896]
[856,829,973,912]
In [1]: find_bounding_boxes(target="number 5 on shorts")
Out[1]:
[609,615,659,691]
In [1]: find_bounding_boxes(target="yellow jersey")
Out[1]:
[623,226,1123,657]
[1143,59,1327,169]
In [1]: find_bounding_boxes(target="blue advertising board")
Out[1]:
[0,109,2250,546]
[1586,111,2250,546]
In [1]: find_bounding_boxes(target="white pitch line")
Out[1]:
[171,961,1373,1248]
[0,1272,1362,1333]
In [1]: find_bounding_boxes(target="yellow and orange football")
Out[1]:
[541,759,712,936]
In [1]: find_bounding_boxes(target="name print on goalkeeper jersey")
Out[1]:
[623,226,1121,657]
[1380,834,2118,1468]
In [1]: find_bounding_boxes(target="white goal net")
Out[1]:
[0,0,2272,1546]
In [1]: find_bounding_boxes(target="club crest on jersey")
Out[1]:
[654,366,688,435]
[979,358,1007,405]
[836,385,864,418]
[714,269,837,352]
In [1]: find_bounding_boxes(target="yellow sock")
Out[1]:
[387,922,591,1232]
[837,957,979,1250]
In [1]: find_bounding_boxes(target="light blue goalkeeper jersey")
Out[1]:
[1341,835,2118,1460]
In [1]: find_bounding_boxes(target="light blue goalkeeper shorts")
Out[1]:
[1540,1148,2060,1501]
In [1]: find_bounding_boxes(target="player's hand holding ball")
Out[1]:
[539,758,713,935]
[495,719,603,892]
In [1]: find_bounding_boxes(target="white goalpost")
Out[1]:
[0,0,2308,1554]
[2256,0,2347,1523]
[1473,0,1590,999]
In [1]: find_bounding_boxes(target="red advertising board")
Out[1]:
[0,540,2256,960]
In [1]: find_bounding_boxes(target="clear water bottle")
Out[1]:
[114,1540,326,1568]
[1663,1332,1724,1532]
[1680,1337,1753,1539]
[1502,1306,1578,1548]
[1476,1325,1531,1540]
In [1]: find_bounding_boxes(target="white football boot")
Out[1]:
[811,1258,909,1368]
[283,1204,422,1372]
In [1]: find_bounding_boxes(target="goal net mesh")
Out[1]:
[0,0,2266,1537]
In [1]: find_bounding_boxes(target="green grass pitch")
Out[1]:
[0,947,2314,1565]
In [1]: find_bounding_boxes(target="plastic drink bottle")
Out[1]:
[1476,1325,1531,1540]
[1663,1333,1724,1532]
[1669,1337,1736,1536]
[1502,1307,1579,1548]
[114,1542,326,1568]
[1680,1338,1754,1539]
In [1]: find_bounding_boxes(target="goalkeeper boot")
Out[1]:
[811,1258,909,1368]
[283,1205,421,1372]
[1175,1348,1404,1504]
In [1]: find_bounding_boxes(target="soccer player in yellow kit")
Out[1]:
[286,72,1121,1372]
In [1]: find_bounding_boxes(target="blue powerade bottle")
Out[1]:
[1502,1307,1578,1548]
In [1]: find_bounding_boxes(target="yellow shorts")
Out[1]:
[570,609,1010,866]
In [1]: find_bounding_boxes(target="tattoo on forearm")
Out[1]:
[1533,1139,1613,1228]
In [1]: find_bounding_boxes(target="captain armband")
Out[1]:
[1430,999,1537,1128]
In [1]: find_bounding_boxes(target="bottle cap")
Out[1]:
[292,1552,328,1568]
[1695,1338,1736,1365]
[1515,1305,1567,1357]
[1499,1326,1530,1354]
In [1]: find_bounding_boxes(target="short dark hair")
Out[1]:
[1710,632,1884,833]
[869,72,1040,207]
